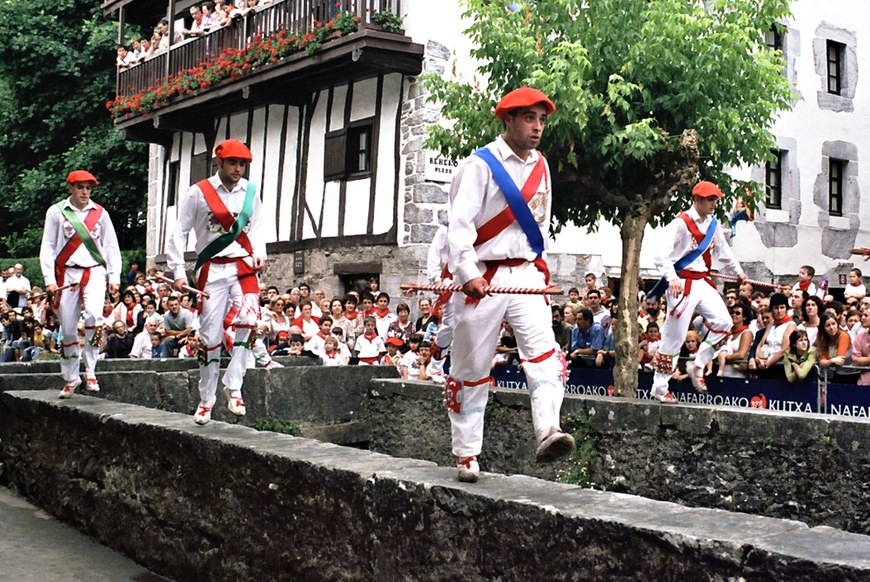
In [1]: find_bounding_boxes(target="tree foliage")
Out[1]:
[425,0,795,396]
[0,0,147,256]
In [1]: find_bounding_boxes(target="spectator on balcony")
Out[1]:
[214,0,233,26]
[156,18,184,53]
[181,5,205,38]
[230,0,252,22]
[116,45,135,68]
[201,2,220,29]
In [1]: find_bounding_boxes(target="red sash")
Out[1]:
[55,205,104,283]
[678,212,712,271]
[474,157,546,247]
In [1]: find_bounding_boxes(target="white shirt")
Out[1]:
[166,174,266,281]
[5,274,30,307]
[447,136,551,284]
[654,206,743,281]
[130,331,153,359]
[427,224,450,283]
[845,282,866,299]
[39,198,122,287]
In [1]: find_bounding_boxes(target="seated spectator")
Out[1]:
[637,321,661,370]
[672,331,701,381]
[798,295,823,346]
[716,303,753,378]
[380,336,403,368]
[563,304,577,327]
[116,45,136,68]
[595,308,616,368]
[792,265,817,296]
[104,320,134,359]
[850,309,870,385]
[564,287,583,317]
[179,332,200,359]
[305,315,333,356]
[784,329,817,383]
[845,268,866,302]
[569,308,605,368]
[750,293,794,380]
[321,336,348,366]
[268,296,290,343]
[113,290,142,333]
[386,301,413,346]
[160,296,195,357]
[270,331,291,356]
[130,316,160,359]
[638,296,665,332]
[291,299,320,341]
[402,339,432,381]
[355,316,385,365]
[492,321,518,367]
[815,313,851,378]
[844,308,861,338]
[181,5,204,38]
[585,288,611,334]
[22,322,48,362]
[551,304,572,354]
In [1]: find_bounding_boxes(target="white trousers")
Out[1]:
[57,266,106,382]
[651,278,732,396]
[197,262,259,404]
[448,262,564,458]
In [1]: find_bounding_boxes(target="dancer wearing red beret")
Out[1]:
[166,139,266,425]
[40,170,122,397]
[444,87,574,483]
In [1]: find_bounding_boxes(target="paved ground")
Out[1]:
[0,486,171,581]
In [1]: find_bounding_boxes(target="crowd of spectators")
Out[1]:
[116,0,274,69]
[5,262,870,386]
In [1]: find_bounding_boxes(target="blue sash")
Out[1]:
[474,148,545,257]
[647,217,718,302]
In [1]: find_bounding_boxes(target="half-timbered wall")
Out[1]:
[149,72,404,265]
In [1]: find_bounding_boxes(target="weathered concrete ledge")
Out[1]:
[367,379,870,537]
[2,390,869,581]
[0,354,314,376]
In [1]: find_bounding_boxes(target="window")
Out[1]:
[827,40,845,95]
[829,158,845,217]
[323,120,375,181]
[765,149,783,210]
[764,26,782,51]
[190,151,210,185]
[167,161,179,207]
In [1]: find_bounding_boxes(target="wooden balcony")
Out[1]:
[108,0,423,145]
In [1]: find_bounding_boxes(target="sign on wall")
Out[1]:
[424,149,459,183]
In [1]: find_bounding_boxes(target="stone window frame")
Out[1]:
[765,149,784,210]
[828,158,845,217]
[752,136,798,223]
[814,141,859,228]
[814,23,858,112]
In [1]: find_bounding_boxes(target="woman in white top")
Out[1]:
[717,303,753,378]
[798,295,823,347]
[267,296,290,343]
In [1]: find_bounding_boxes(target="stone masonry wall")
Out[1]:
[2,390,868,581]
[367,379,870,537]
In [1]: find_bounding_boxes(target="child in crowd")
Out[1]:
[672,331,703,381]
[287,334,305,356]
[320,336,347,366]
[380,336,404,369]
[355,316,385,365]
[637,321,661,370]
[792,265,817,296]
[179,333,200,358]
[784,329,816,383]
[305,315,332,356]
[270,331,291,355]
[402,335,429,380]
[360,293,375,318]
[845,268,866,303]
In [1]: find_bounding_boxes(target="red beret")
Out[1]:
[214,139,253,161]
[385,336,404,347]
[692,181,723,199]
[495,87,556,121]
[66,170,99,186]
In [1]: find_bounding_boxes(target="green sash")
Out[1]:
[195,181,257,271]
[57,203,106,267]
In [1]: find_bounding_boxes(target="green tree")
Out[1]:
[426,0,794,397]
[0,0,147,257]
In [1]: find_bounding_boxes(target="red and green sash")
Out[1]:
[194,179,256,270]
[55,203,105,281]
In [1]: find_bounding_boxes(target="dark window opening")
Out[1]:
[323,119,375,181]
[829,158,844,217]
[190,151,210,185]
[827,40,845,95]
[765,25,783,51]
[167,161,180,207]
[765,149,783,210]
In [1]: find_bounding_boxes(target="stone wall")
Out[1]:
[367,379,870,537]
[2,390,868,581]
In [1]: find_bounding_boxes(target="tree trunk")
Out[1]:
[613,208,652,398]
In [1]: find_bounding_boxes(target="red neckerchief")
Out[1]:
[184,344,196,356]
[125,306,135,327]
[345,310,358,320]
[798,280,812,292]
[363,332,377,341]
[364,307,375,317]
[646,333,661,342]
[375,307,391,318]
[317,331,326,340]
[324,350,339,359]
[731,324,748,338]
[774,316,792,327]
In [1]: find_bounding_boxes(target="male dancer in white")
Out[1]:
[649,181,747,402]
[166,139,266,425]
[445,87,575,483]
[40,170,121,397]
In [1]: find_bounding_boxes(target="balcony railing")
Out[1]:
[117,0,402,99]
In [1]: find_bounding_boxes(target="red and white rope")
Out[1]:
[400,283,563,296]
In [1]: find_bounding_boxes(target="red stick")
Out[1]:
[400,283,563,296]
